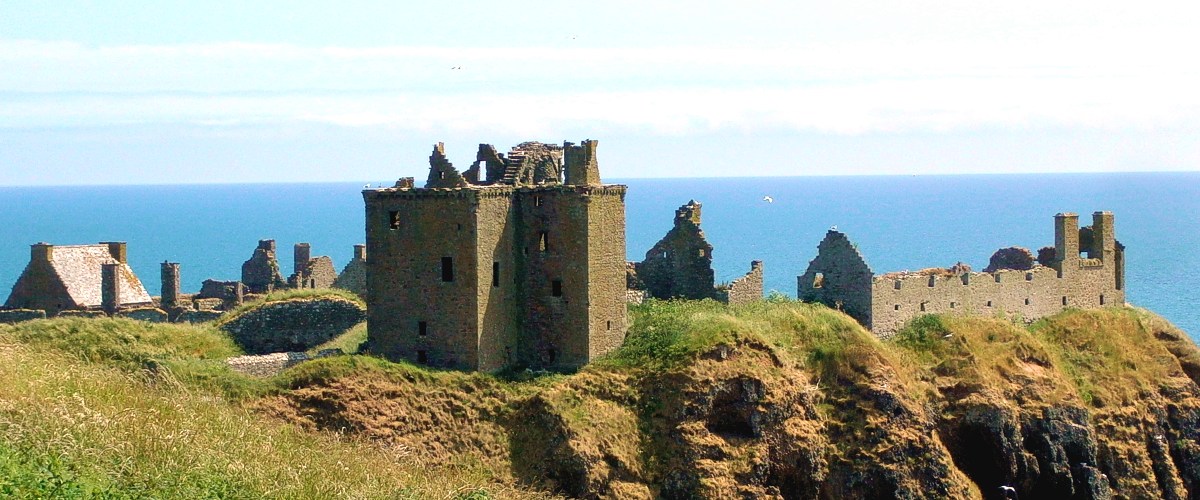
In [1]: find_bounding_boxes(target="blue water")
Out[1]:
[1,173,1197,337]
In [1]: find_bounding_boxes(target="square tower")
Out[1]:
[363,140,628,371]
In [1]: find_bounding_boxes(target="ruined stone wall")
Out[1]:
[870,262,1122,337]
[225,349,342,377]
[364,189,482,369]
[636,201,716,300]
[119,307,168,323]
[219,297,365,354]
[241,240,285,293]
[0,309,46,323]
[808,212,1125,338]
[797,230,875,328]
[723,261,764,306]
[333,245,367,297]
[291,256,337,289]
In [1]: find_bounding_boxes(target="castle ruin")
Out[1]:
[363,140,628,371]
[798,211,1125,337]
[629,200,763,305]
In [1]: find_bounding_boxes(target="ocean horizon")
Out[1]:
[1,172,1196,337]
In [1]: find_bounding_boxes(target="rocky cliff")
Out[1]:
[258,302,1200,499]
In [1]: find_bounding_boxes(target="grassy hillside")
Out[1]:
[4,301,1200,498]
[0,318,545,499]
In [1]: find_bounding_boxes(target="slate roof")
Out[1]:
[47,245,152,307]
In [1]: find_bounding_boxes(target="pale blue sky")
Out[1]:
[2,1,1199,185]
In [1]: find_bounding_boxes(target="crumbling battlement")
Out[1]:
[799,211,1125,337]
[363,139,626,372]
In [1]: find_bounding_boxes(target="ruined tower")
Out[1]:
[160,262,180,308]
[363,140,628,371]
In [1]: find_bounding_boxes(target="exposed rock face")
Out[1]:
[983,246,1036,272]
[219,297,365,354]
[256,307,1200,499]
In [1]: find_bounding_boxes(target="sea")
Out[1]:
[1,172,1197,337]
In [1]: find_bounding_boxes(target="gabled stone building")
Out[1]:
[4,242,153,315]
[363,140,628,371]
[798,211,1125,337]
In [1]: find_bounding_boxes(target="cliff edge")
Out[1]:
[255,301,1200,499]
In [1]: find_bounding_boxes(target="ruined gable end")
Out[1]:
[636,200,717,300]
[797,230,874,327]
[425,142,470,188]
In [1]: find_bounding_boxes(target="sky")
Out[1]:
[2,1,1199,185]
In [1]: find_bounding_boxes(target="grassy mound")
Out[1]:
[215,288,365,328]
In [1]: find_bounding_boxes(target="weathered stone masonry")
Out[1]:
[630,200,764,305]
[799,212,1125,337]
[364,140,628,371]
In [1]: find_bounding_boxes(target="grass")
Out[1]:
[604,297,886,383]
[309,321,368,355]
[4,300,1196,497]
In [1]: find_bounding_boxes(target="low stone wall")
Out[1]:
[183,310,224,323]
[219,297,366,354]
[626,289,646,304]
[120,307,168,323]
[56,310,108,318]
[0,309,47,323]
[226,349,343,377]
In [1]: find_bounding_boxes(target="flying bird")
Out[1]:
[762,195,773,203]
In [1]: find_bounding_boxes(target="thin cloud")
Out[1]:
[1,39,1199,136]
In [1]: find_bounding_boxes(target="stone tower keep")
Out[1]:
[363,140,628,371]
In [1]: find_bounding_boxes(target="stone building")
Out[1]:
[333,244,367,297]
[4,242,153,315]
[630,200,763,305]
[363,140,628,371]
[798,211,1125,337]
[241,239,285,293]
[287,243,337,289]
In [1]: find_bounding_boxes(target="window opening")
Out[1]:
[1100,294,1106,305]
[389,211,401,230]
[1062,296,1068,306]
[928,275,936,287]
[812,273,825,289]
[492,262,500,287]
[1024,298,1031,305]
[552,279,563,297]
[894,304,900,311]
[1025,272,1034,281]
[418,321,428,336]
[894,281,901,290]
[417,350,428,364]
[539,232,548,252]
[441,257,454,282]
